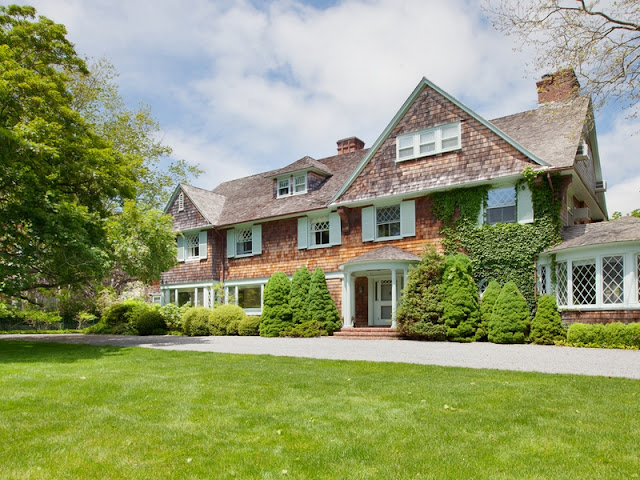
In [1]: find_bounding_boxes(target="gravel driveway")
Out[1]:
[2,334,639,379]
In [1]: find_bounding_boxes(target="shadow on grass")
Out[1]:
[0,339,126,364]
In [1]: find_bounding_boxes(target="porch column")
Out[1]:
[174,289,178,306]
[203,287,209,308]
[235,286,239,306]
[343,273,354,328]
[194,288,199,307]
[224,286,229,305]
[391,269,398,330]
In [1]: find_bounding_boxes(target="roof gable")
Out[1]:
[164,184,225,227]
[332,77,546,205]
[266,156,332,179]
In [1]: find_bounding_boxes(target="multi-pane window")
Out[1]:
[572,259,596,305]
[310,217,330,246]
[294,174,307,193]
[376,205,401,238]
[556,262,568,306]
[539,265,548,295]
[396,122,461,161]
[236,228,253,256]
[186,233,199,259]
[602,256,624,304]
[278,178,290,197]
[238,286,261,309]
[637,255,640,300]
[486,187,516,224]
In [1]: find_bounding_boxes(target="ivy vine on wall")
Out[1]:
[430,168,563,310]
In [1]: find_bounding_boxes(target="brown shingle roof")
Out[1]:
[211,149,367,226]
[544,216,640,253]
[266,156,333,178]
[490,97,589,169]
[181,184,225,225]
[343,245,421,265]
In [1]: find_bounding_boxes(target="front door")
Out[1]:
[373,278,393,326]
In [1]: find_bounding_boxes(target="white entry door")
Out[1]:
[373,278,393,326]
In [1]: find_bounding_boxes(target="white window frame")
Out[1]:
[236,228,253,256]
[310,216,330,247]
[227,225,262,258]
[396,122,461,162]
[376,204,402,240]
[178,192,184,212]
[277,178,290,198]
[185,232,200,260]
[277,173,308,198]
[294,173,307,194]
[485,186,517,225]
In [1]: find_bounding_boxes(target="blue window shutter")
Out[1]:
[199,231,208,259]
[329,212,341,246]
[177,235,185,262]
[226,229,236,258]
[362,206,375,242]
[252,225,262,255]
[517,184,534,224]
[400,200,416,237]
[297,217,308,249]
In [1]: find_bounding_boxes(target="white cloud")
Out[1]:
[605,176,640,216]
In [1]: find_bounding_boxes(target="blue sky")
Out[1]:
[20,0,640,215]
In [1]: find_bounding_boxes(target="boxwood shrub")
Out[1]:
[566,322,640,349]
[211,304,247,335]
[136,310,167,336]
[238,316,260,336]
[182,307,213,336]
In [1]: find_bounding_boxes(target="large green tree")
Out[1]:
[0,6,180,300]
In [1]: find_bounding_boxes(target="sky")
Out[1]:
[17,0,640,215]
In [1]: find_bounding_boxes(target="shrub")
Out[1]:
[488,281,530,344]
[529,295,565,345]
[136,310,167,336]
[476,280,501,341]
[260,272,293,337]
[238,316,261,336]
[102,300,150,327]
[396,246,445,339]
[182,307,213,336]
[308,268,341,335]
[281,320,327,337]
[211,304,247,335]
[566,322,640,349]
[440,254,480,342]
[290,265,312,324]
[160,302,191,332]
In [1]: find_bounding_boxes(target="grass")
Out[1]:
[1,341,639,479]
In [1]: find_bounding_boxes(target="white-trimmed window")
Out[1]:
[572,258,596,305]
[602,256,624,304]
[298,213,341,249]
[486,187,516,224]
[238,285,262,310]
[310,216,330,246]
[376,205,401,238]
[362,200,416,242]
[177,231,207,262]
[278,178,290,197]
[396,122,461,161]
[538,264,548,295]
[227,225,262,258]
[294,174,307,194]
[556,261,568,306]
[236,228,253,256]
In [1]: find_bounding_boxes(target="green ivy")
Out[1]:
[431,169,563,311]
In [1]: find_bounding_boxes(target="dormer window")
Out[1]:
[396,122,461,162]
[277,173,308,198]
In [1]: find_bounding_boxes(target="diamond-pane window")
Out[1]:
[236,228,253,256]
[637,255,640,300]
[602,256,624,304]
[186,233,199,259]
[556,262,568,306]
[572,259,596,305]
[539,265,548,295]
[486,187,516,225]
[310,217,330,246]
[377,205,401,238]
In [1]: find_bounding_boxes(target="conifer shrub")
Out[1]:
[136,310,167,336]
[308,268,341,335]
[488,281,530,344]
[211,304,247,335]
[476,280,501,341]
[396,246,445,339]
[440,254,480,342]
[259,272,293,337]
[529,294,565,345]
[238,315,261,336]
[280,320,327,337]
[290,265,312,324]
[182,306,213,336]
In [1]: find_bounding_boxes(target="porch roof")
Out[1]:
[342,246,421,266]
[544,216,640,253]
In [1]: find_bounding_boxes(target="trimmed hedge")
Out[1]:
[136,310,167,336]
[182,307,213,336]
[566,322,640,349]
[211,304,247,335]
[238,316,260,336]
[280,320,327,338]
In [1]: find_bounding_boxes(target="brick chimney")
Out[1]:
[536,69,580,104]
[336,136,365,155]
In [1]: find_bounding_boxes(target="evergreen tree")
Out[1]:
[475,280,501,341]
[440,254,480,342]
[308,268,341,335]
[289,265,311,324]
[396,246,446,340]
[489,281,530,344]
[259,272,293,337]
[530,294,566,345]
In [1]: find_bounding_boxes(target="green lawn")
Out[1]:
[1,341,639,479]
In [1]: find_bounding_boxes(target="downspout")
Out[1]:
[546,172,554,193]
